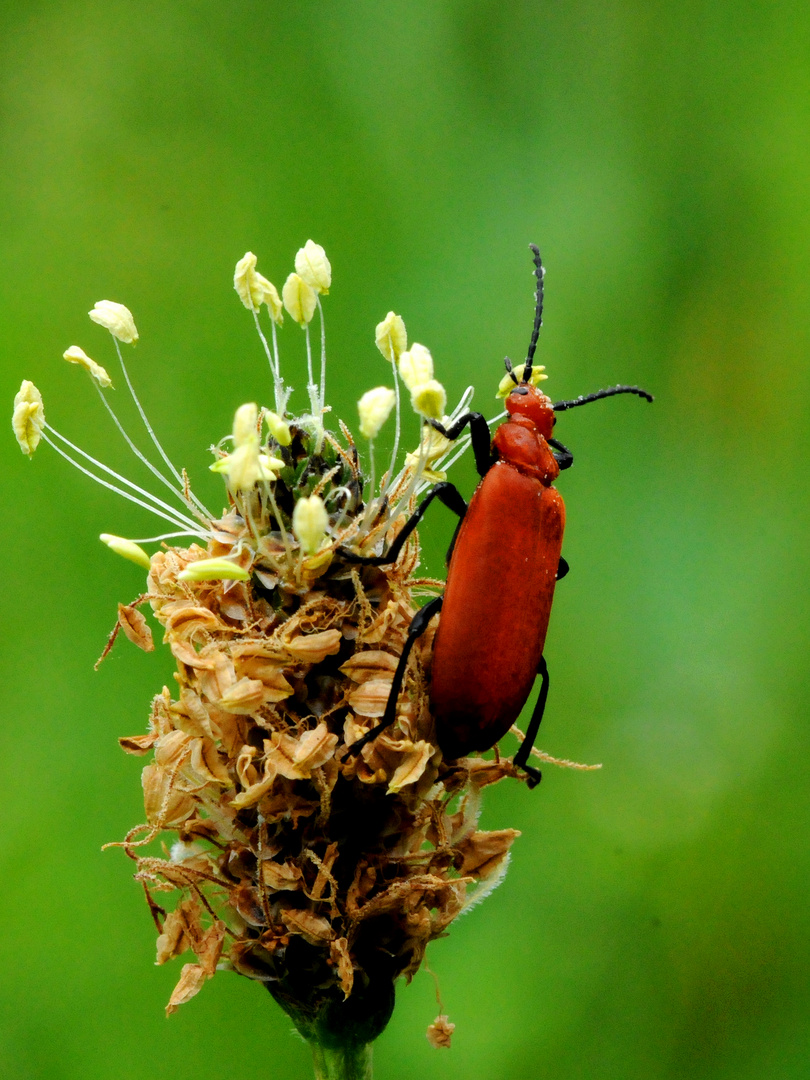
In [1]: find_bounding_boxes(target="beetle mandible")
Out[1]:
[343,246,652,786]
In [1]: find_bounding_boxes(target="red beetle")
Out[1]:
[345,246,652,785]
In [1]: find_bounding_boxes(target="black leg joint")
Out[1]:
[428,412,494,478]
[556,556,569,581]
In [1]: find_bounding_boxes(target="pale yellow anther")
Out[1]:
[12,380,45,457]
[294,240,331,295]
[292,494,329,555]
[88,300,139,344]
[63,346,113,388]
[410,379,447,420]
[99,533,151,569]
[210,403,285,489]
[375,312,407,363]
[496,364,548,399]
[233,252,283,323]
[282,273,317,326]
[405,418,452,482]
[210,447,284,490]
[357,386,396,440]
[178,557,250,583]
[398,343,434,391]
[233,402,260,447]
[263,409,292,447]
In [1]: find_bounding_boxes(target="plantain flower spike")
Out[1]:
[89,300,139,344]
[64,346,113,388]
[234,251,283,324]
[398,343,434,391]
[294,239,331,295]
[12,380,45,457]
[292,493,329,554]
[375,312,407,363]
[358,386,396,440]
[13,241,572,1071]
[99,534,151,569]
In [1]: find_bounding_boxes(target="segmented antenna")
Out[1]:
[524,244,545,382]
[504,356,519,385]
[552,385,654,412]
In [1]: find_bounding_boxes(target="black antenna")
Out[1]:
[524,244,545,382]
[504,356,519,385]
[552,385,654,412]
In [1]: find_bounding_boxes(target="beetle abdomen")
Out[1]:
[430,461,565,759]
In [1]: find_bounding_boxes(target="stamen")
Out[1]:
[93,384,210,523]
[112,338,210,520]
[44,424,205,534]
[42,431,209,537]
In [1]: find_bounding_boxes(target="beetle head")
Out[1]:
[505,382,555,440]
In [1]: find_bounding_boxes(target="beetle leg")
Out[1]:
[427,412,494,477]
[346,595,444,757]
[340,482,467,567]
[549,437,574,470]
[512,655,549,788]
[556,556,569,581]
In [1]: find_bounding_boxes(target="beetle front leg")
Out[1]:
[346,595,444,756]
[427,411,494,478]
[512,655,549,788]
[339,482,467,567]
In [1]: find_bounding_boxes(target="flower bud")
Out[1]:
[357,386,396,440]
[99,533,151,569]
[375,312,407,363]
[12,380,45,457]
[294,240,331,294]
[89,300,139,344]
[282,273,317,327]
[292,494,329,555]
[63,346,113,388]
[495,363,547,399]
[233,252,283,323]
[410,379,447,420]
[178,558,250,582]
[262,409,292,447]
[398,343,434,391]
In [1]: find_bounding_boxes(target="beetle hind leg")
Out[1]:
[346,595,444,757]
[512,655,549,788]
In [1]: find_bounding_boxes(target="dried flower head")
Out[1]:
[12,242,587,1066]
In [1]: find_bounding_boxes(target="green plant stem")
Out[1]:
[309,1040,373,1080]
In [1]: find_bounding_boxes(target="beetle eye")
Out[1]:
[511,386,529,397]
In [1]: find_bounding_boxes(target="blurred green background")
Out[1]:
[2,2,809,1078]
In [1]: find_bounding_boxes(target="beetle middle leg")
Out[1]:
[339,482,467,567]
[346,595,444,757]
[512,655,549,788]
